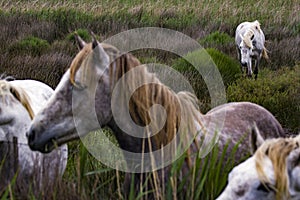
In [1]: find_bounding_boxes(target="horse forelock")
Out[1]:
[70,42,121,88]
[242,29,255,48]
[70,43,93,86]
[255,137,299,200]
[0,80,34,119]
[242,20,262,49]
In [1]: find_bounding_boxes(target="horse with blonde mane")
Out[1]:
[0,78,67,191]
[27,34,284,197]
[217,127,300,200]
[235,20,269,79]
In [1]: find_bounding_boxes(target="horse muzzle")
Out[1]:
[241,62,247,67]
[26,124,55,153]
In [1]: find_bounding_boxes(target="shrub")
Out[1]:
[227,66,300,133]
[172,48,240,112]
[173,48,240,86]
[67,28,91,43]
[8,36,50,56]
[206,48,241,86]
[200,31,234,47]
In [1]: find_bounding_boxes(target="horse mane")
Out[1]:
[0,80,34,119]
[69,42,201,151]
[242,20,262,49]
[255,136,300,200]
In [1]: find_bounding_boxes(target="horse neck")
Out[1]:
[107,53,203,154]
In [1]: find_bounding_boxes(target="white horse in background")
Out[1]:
[217,127,300,200]
[0,78,67,190]
[235,20,269,79]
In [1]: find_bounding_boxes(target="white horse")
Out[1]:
[217,127,300,200]
[0,79,67,189]
[235,20,269,79]
[27,34,284,197]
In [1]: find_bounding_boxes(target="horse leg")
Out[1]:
[254,58,259,80]
[247,61,253,78]
[237,47,244,74]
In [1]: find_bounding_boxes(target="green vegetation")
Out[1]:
[8,36,50,56]
[0,0,299,199]
[67,28,91,43]
[200,32,234,46]
[227,66,300,133]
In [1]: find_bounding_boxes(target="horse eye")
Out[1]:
[257,182,274,193]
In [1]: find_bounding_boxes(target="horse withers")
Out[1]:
[235,20,269,79]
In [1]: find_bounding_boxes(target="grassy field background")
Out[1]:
[0,0,299,199]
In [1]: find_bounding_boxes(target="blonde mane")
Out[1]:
[242,20,262,49]
[0,80,34,119]
[69,43,201,152]
[255,136,300,200]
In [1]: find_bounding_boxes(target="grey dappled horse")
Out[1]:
[27,34,283,197]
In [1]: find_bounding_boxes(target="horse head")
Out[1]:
[239,31,254,75]
[217,127,300,200]
[27,35,116,153]
[0,80,32,142]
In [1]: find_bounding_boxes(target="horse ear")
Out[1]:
[74,33,86,50]
[250,124,265,154]
[90,33,110,69]
[90,31,99,49]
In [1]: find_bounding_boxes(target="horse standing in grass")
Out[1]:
[0,79,67,190]
[27,34,283,198]
[235,20,269,79]
[217,127,300,200]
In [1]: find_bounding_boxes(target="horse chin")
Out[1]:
[29,129,78,153]
[241,62,247,67]
[29,138,56,153]
[55,132,80,147]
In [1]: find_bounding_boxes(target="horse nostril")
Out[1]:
[27,129,36,145]
[241,62,247,67]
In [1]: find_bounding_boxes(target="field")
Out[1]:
[0,0,299,199]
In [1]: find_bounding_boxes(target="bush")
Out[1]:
[227,66,300,133]
[200,31,234,47]
[67,28,91,43]
[173,48,240,86]
[206,48,241,86]
[172,48,240,112]
[8,36,50,56]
